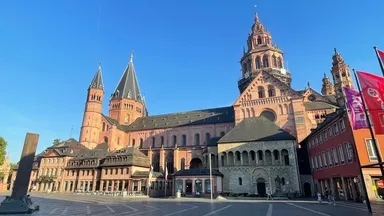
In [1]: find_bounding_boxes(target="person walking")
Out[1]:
[329,190,336,206]
[317,191,322,203]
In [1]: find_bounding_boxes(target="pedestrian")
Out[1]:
[324,188,329,202]
[317,191,322,203]
[329,190,336,206]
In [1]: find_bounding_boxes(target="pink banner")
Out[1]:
[344,87,369,129]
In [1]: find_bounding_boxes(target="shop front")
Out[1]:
[172,169,223,197]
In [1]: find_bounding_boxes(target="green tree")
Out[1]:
[53,139,61,146]
[0,136,7,166]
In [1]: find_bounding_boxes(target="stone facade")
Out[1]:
[218,140,300,195]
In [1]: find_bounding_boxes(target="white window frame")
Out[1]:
[327,149,333,166]
[338,144,345,164]
[310,157,314,170]
[334,124,339,135]
[314,156,318,169]
[332,147,339,165]
[344,142,353,163]
[322,152,327,167]
[318,154,322,168]
[365,138,381,162]
[340,119,346,131]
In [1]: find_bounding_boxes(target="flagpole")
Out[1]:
[353,69,384,180]
[342,88,372,212]
[373,46,384,76]
[209,153,213,200]
[164,162,167,198]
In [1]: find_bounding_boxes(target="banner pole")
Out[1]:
[353,69,384,179]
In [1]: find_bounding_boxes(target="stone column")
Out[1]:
[341,177,348,201]
[111,181,115,192]
[92,180,96,192]
[11,133,39,199]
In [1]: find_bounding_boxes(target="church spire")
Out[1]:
[110,52,143,103]
[89,63,104,90]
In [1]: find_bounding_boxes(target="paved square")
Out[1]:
[0,193,380,216]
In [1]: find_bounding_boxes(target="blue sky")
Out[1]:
[0,0,383,163]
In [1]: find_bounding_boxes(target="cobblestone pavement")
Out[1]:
[0,193,382,216]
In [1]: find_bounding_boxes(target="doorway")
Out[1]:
[186,180,192,194]
[256,178,266,196]
[303,182,312,197]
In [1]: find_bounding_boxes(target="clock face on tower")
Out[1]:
[308,94,316,101]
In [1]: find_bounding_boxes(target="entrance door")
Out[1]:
[186,180,192,194]
[303,182,312,197]
[257,183,266,196]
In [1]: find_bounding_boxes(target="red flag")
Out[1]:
[378,49,384,62]
[356,71,384,134]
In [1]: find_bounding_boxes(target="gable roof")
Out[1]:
[233,70,300,106]
[218,117,296,144]
[121,106,234,131]
[304,101,338,111]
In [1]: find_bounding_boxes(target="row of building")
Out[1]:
[3,12,383,202]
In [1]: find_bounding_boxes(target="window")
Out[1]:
[338,145,345,164]
[319,134,323,143]
[295,117,305,124]
[322,152,327,167]
[152,137,156,147]
[334,124,339,135]
[132,139,135,147]
[314,156,318,169]
[194,133,200,146]
[318,155,322,168]
[172,135,177,146]
[327,150,333,166]
[315,137,318,145]
[340,119,346,131]
[220,131,225,137]
[323,131,327,141]
[238,177,243,185]
[328,128,333,137]
[205,133,211,144]
[365,139,380,161]
[140,138,143,148]
[345,142,354,163]
[160,136,164,146]
[310,157,314,170]
[182,135,187,146]
[332,148,339,165]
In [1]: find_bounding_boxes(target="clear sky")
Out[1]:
[0,0,383,163]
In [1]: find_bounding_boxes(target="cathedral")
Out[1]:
[10,13,354,197]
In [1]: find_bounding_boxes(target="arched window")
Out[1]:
[152,137,155,148]
[172,135,177,146]
[205,133,210,145]
[140,138,143,148]
[258,86,265,98]
[239,177,243,185]
[194,133,200,146]
[277,57,283,68]
[246,108,250,118]
[220,131,225,137]
[132,139,136,147]
[268,85,275,97]
[102,122,106,131]
[284,104,289,114]
[160,136,164,146]
[263,55,269,68]
[272,56,277,68]
[104,136,108,144]
[182,134,187,146]
[255,56,261,69]
[257,36,262,44]
[266,37,270,44]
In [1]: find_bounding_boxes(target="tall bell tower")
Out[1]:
[238,13,291,93]
[79,64,104,149]
[109,53,147,125]
[321,73,335,95]
[330,48,354,106]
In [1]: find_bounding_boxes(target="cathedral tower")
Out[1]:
[321,73,335,95]
[330,48,354,106]
[109,53,147,125]
[79,64,104,149]
[238,13,291,93]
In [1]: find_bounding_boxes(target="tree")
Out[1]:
[0,136,7,166]
[53,139,61,146]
